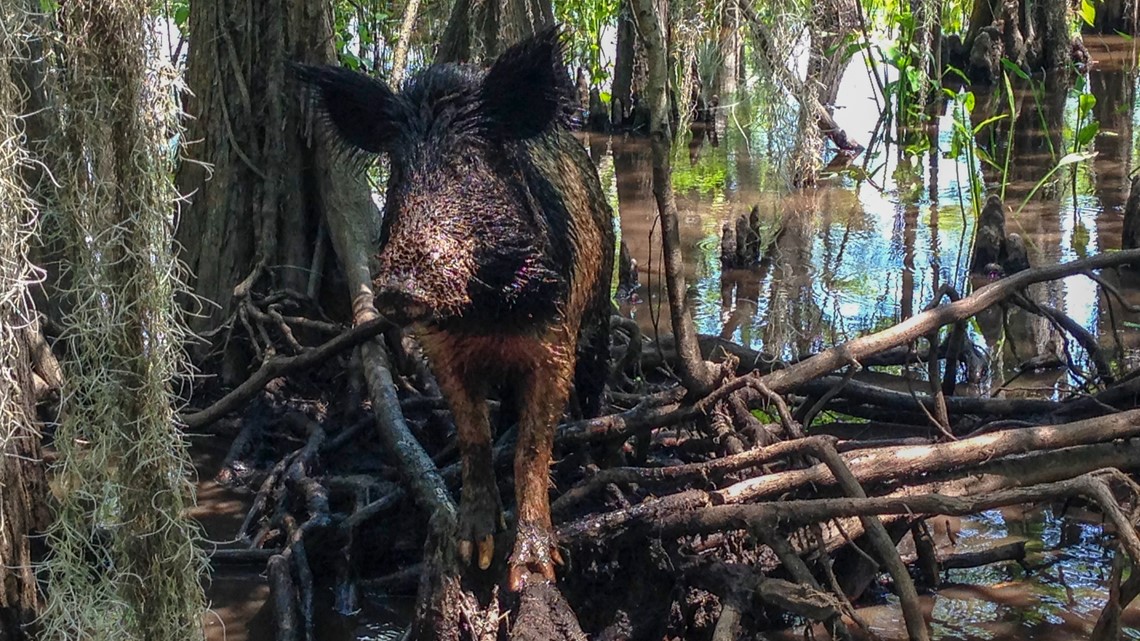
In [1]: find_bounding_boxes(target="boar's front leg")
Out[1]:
[507,343,574,591]
[434,368,503,570]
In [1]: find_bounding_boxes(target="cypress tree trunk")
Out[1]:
[0,325,46,641]
[175,0,366,381]
[1092,0,1137,34]
[611,0,647,126]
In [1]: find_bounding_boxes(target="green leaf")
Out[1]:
[1014,152,1097,217]
[1077,121,1100,147]
[1080,0,1097,27]
[751,409,775,423]
[947,136,963,158]
[974,145,1001,169]
[340,50,361,70]
[905,66,922,91]
[972,113,1009,134]
[963,91,975,112]
[1056,151,1097,167]
[943,65,970,83]
[1000,58,1030,80]
[1079,92,1097,116]
[842,40,871,61]
[173,4,189,29]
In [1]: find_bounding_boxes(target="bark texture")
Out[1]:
[175,0,360,377]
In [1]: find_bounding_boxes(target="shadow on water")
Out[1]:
[198,35,1140,640]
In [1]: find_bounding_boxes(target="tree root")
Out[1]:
[180,316,389,430]
[196,239,1140,639]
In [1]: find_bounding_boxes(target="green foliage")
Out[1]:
[167,0,189,34]
[671,143,729,196]
[943,85,989,218]
[1078,0,1097,28]
[1012,151,1096,217]
[853,0,944,157]
[556,0,619,85]
[333,0,393,71]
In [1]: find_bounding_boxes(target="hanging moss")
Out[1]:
[35,2,208,639]
[0,4,49,637]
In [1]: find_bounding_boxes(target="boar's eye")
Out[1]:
[291,63,406,156]
[479,25,573,140]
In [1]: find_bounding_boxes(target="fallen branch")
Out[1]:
[180,316,390,429]
[651,473,1140,564]
[552,435,829,517]
[802,439,928,641]
[559,414,1140,544]
[938,540,1026,570]
[758,249,1140,394]
[716,409,1140,505]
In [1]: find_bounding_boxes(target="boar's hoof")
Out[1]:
[457,486,504,570]
[507,521,564,591]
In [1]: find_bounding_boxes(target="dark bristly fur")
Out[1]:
[294,25,615,590]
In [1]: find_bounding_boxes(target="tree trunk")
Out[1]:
[1123,176,1140,250]
[1091,67,1135,218]
[716,0,739,98]
[965,0,999,51]
[175,0,356,381]
[0,325,48,641]
[501,0,553,43]
[437,0,473,63]
[631,0,718,396]
[391,0,423,86]
[1038,0,1072,74]
[0,9,50,635]
[482,0,501,59]
[611,0,647,128]
[955,0,1072,80]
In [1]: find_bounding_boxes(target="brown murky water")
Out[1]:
[198,36,1140,640]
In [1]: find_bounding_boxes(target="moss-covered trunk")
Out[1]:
[0,7,50,637]
[33,2,208,639]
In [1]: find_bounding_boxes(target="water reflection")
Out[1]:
[608,35,1140,393]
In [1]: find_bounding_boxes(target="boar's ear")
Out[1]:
[480,25,572,139]
[291,63,404,154]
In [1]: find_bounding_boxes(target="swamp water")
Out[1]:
[199,36,1140,640]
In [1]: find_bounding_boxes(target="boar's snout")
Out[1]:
[374,274,432,325]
